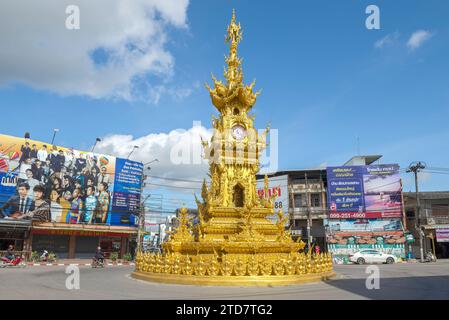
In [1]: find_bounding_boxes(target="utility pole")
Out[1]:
[305,172,312,251]
[136,173,146,255]
[407,161,426,262]
[136,160,158,254]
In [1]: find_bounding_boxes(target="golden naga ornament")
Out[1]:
[132,10,334,286]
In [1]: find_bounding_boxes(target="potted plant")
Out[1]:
[110,252,119,263]
[30,251,40,262]
[48,252,57,263]
[123,253,132,262]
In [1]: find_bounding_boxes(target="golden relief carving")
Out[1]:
[133,10,333,286]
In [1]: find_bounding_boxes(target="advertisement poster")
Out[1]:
[0,134,142,226]
[329,243,406,264]
[436,228,449,242]
[256,174,289,224]
[327,164,403,219]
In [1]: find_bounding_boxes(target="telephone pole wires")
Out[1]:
[407,161,426,263]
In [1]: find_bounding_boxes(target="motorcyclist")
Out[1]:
[1,245,15,262]
[93,246,105,265]
[40,250,49,262]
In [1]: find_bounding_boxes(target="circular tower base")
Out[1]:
[131,271,336,287]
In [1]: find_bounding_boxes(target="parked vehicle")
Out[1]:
[0,255,26,268]
[147,247,162,254]
[424,251,436,262]
[349,250,397,264]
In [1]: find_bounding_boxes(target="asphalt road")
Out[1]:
[1,261,449,299]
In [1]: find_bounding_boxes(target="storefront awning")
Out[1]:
[0,219,32,231]
[31,222,137,237]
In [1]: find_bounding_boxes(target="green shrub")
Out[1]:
[30,251,40,262]
[123,253,132,261]
[48,252,57,262]
[110,252,119,261]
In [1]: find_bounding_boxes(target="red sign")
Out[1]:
[257,186,281,198]
[32,229,133,237]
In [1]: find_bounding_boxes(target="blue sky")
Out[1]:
[1,0,449,211]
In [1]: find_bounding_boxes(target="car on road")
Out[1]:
[349,249,397,264]
[145,247,162,254]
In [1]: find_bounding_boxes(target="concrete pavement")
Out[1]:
[1,261,449,299]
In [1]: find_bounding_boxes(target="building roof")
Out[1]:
[256,168,326,179]
[0,219,31,230]
[404,191,449,200]
[343,155,382,166]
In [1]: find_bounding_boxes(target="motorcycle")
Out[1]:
[91,258,105,268]
[0,255,26,268]
[40,250,49,262]
[424,251,437,262]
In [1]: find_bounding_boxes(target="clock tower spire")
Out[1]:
[203,10,267,211]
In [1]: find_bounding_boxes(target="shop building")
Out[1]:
[0,219,31,257]
[403,191,449,259]
[29,222,137,259]
[257,169,328,250]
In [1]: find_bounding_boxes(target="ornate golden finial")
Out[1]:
[224,9,243,88]
[226,9,242,48]
[206,9,260,113]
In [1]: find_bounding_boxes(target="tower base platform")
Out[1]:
[131,271,336,287]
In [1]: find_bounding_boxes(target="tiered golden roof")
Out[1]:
[133,10,334,286]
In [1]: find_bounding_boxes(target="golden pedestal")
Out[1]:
[132,271,336,287]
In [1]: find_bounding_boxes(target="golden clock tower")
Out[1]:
[133,10,334,286]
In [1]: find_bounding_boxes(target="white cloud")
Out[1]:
[95,124,212,192]
[407,30,433,50]
[0,0,189,102]
[374,32,399,49]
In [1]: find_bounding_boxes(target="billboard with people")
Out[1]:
[327,164,403,219]
[0,134,143,227]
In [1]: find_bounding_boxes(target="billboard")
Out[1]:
[256,174,289,224]
[325,218,405,245]
[325,218,404,233]
[436,228,449,243]
[0,134,142,226]
[329,244,406,264]
[327,164,403,219]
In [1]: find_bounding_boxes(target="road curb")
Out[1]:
[26,262,135,267]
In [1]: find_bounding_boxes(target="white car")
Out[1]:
[349,249,397,264]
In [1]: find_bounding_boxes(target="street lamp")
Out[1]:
[51,129,60,145]
[127,145,139,159]
[144,158,159,170]
[91,137,101,152]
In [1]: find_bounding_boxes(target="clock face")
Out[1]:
[231,125,246,140]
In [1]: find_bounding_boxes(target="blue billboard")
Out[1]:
[327,164,403,219]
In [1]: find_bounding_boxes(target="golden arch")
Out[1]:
[233,183,245,207]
